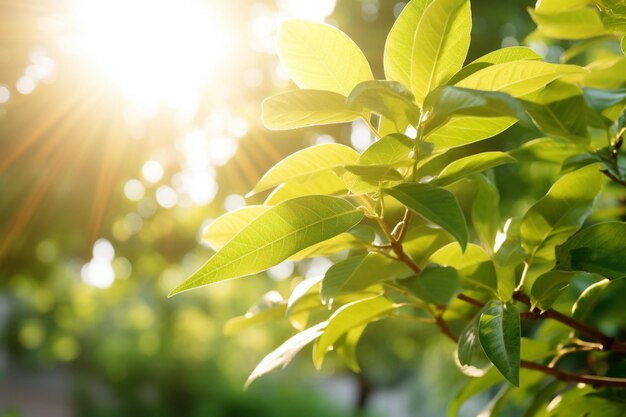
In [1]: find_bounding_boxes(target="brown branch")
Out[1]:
[520,360,626,388]
[601,169,626,187]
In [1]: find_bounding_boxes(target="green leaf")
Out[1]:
[622,36,626,54]
[455,61,587,98]
[343,164,404,182]
[428,243,498,295]
[478,300,521,386]
[534,0,591,14]
[169,196,364,296]
[265,170,347,205]
[358,133,414,167]
[583,87,626,111]
[203,205,270,251]
[334,324,366,373]
[511,137,581,163]
[321,253,413,305]
[529,7,607,40]
[572,278,611,321]
[347,81,421,130]
[530,270,598,310]
[245,322,326,389]
[313,296,395,369]
[403,265,459,305]
[289,232,367,261]
[472,175,500,253]
[386,183,468,250]
[384,0,432,88]
[457,312,492,377]
[251,143,359,195]
[448,46,542,85]
[423,86,531,134]
[410,0,472,105]
[520,165,603,263]
[262,90,364,130]
[544,386,626,417]
[277,20,373,96]
[426,115,516,150]
[224,291,286,335]
[555,222,626,279]
[433,151,517,186]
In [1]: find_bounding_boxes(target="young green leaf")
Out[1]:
[250,143,359,195]
[555,222,626,279]
[402,264,459,305]
[386,183,468,250]
[313,296,395,369]
[245,322,327,389]
[265,170,347,205]
[478,300,521,386]
[455,61,587,97]
[321,252,413,305]
[334,325,367,373]
[347,81,420,129]
[358,133,414,166]
[426,115,516,150]
[520,165,603,263]
[262,90,365,130]
[410,0,471,105]
[456,312,492,377]
[277,20,373,96]
[529,7,607,40]
[583,87,626,111]
[343,164,404,182]
[383,0,432,87]
[169,196,364,296]
[433,151,517,186]
[448,46,542,85]
[203,205,270,251]
[429,243,498,295]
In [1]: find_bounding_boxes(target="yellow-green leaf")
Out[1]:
[410,0,471,105]
[203,206,270,251]
[434,152,517,186]
[277,20,373,96]
[169,196,364,296]
[251,143,359,195]
[426,115,516,150]
[529,7,607,40]
[262,90,364,130]
[265,170,347,205]
[313,296,395,369]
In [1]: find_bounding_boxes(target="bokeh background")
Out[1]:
[0,1,560,416]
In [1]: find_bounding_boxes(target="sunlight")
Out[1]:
[74,0,231,109]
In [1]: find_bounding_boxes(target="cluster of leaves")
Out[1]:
[170,0,626,414]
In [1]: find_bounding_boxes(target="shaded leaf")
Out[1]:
[403,264,459,305]
[530,270,599,310]
[520,165,603,263]
[472,175,500,253]
[358,133,414,167]
[429,243,498,295]
[556,222,626,278]
[457,312,492,377]
[347,81,420,130]
[572,278,611,321]
[386,183,468,249]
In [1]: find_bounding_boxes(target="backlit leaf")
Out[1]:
[433,152,517,186]
[277,20,373,96]
[203,205,270,251]
[410,0,472,105]
[169,196,364,295]
[262,90,364,130]
[347,81,420,130]
[426,115,516,150]
[529,7,607,40]
[251,143,359,195]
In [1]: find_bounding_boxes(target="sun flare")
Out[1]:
[74,0,231,109]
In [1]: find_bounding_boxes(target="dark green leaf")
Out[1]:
[478,300,521,386]
[386,183,468,250]
[531,270,599,310]
[556,222,626,278]
[402,265,459,305]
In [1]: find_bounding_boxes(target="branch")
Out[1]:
[601,169,626,187]
[520,360,626,388]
